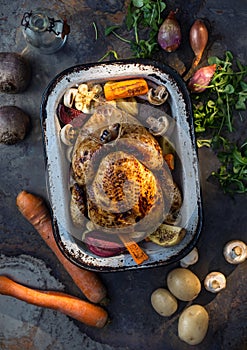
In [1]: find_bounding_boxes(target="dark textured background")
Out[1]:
[0,1,246,349]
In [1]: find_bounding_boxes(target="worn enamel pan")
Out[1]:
[40,59,203,272]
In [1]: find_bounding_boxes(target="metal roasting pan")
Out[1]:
[40,59,203,272]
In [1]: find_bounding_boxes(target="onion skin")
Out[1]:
[158,11,181,53]
[189,19,208,68]
[188,64,216,93]
[0,52,31,93]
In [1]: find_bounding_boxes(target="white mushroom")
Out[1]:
[63,88,78,108]
[146,115,169,136]
[60,124,77,146]
[223,240,247,264]
[180,247,199,268]
[147,85,169,105]
[204,272,226,293]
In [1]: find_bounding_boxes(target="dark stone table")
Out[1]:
[0,1,246,349]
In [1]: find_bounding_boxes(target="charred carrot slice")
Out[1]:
[16,191,107,304]
[164,153,175,170]
[0,276,108,328]
[118,233,149,265]
[104,79,149,101]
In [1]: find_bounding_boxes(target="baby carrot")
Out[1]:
[16,190,107,304]
[0,276,108,328]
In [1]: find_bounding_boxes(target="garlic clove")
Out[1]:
[223,240,247,264]
[63,88,78,108]
[204,272,226,293]
[78,83,88,95]
[180,247,199,268]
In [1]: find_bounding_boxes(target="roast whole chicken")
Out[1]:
[69,102,182,242]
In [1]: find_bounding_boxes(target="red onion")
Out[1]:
[188,64,216,93]
[158,10,181,52]
[84,231,126,257]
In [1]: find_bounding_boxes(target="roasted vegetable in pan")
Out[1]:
[103,79,149,100]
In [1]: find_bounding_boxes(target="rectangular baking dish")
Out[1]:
[40,59,203,271]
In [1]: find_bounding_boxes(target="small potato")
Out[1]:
[151,288,178,317]
[167,268,201,301]
[178,304,209,345]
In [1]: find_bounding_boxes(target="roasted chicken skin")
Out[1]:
[70,103,182,236]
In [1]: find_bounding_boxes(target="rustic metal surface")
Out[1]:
[0,1,246,349]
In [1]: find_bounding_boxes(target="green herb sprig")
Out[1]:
[193,51,247,135]
[193,51,247,194]
[105,0,166,58]
[211,137,247,194]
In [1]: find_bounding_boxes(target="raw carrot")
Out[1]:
[16,190,107,304]
[0,276,108,328]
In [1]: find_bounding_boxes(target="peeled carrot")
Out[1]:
[104,79,149,101]
[0,276,108,328]
[16,191,107,304]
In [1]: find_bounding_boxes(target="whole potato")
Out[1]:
[167,268,201,301]
[151,288,178,317]
[178,304,209,345]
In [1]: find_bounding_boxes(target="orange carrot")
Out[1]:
[0,276,108,328]
[16,190,107,304]
[164,153,175,170]
[118,233,149,265]
[104,79,149,101]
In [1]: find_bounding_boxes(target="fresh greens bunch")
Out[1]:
[192,51,247,194]
[105,0,166,58]
[193,51,247,134]
[211,137,247,194]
